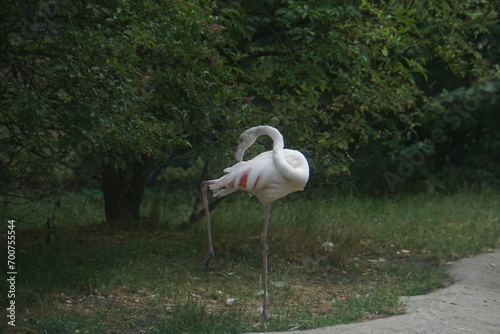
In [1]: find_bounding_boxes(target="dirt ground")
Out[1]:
[250,250,500,334]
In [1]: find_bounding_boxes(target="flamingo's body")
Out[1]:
[201,125,309,317]
[208,149,308,204]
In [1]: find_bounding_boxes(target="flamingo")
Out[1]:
[201,125,310,317]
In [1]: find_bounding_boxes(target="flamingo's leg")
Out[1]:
[201,181,214,272]
[261,203,271,318]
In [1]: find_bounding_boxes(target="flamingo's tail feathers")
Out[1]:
[206,177,238,198]
[204,161,247,198]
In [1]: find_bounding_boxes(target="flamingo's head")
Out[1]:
[235,125,282,162]
[235,127,261,161]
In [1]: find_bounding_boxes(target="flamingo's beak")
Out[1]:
[235,147,245,162]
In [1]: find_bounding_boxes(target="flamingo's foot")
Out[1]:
[204,250,214,272]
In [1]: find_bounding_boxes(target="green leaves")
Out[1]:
[1,0,245,199]
[1,0,498,199]
[218,0,498,180]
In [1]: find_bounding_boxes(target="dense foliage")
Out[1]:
[219,0,500,190]
[1,0,245,222]
[1,0,499,223]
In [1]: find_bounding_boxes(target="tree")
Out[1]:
[0,0,245,224]
[218,0,499,183]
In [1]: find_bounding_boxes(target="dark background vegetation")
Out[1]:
[2,0,499,225]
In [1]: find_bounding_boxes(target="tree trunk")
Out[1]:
[100,156,154,226]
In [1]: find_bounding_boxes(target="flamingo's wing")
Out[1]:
[208,151,275,196]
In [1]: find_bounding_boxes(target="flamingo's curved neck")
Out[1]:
[256,126,301,181]
[255,126,284,151]
[236,125,305,183]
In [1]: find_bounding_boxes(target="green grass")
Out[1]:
[1,189,499,333]
[149,301,256,334]
[366,191,500,256]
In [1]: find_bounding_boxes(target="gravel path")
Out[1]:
[250,251,500,334]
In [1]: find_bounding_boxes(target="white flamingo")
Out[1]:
[201,125,310,317]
